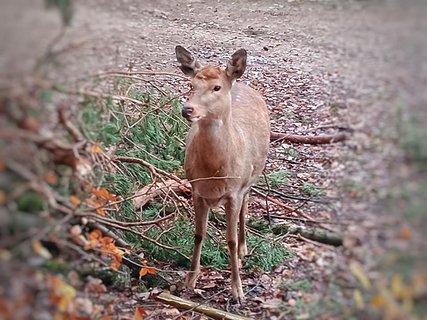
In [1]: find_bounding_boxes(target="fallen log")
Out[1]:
[156,292,254,320]
[249,219,343,246]
[270,132,348,144]
[272,224,343,246]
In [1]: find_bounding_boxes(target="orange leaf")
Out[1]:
[91,142,104,154]
[91,188,110,199]
[134,306,147,320]
[146,267,156,275]
[0,190,5,205]
[110,254,122,270]
[69,195,81,207]
[0,160,5,172]
[84,238,99,250]
[399,226,411,240]
[139,265,156,277]
[31,239,52,259]
[44,173,57,185]
[86,198,106,216]
[89,230,102,240]
[139,268,148,277]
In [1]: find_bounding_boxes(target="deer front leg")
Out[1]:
[225,196,245,303]
[238,193,249,259]
[185,196,209,290]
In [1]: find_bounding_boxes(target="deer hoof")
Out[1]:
[231,286,245,304]
[184,271,199,290]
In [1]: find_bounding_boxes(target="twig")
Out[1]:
[113,155,182,183]
[89,218,190,262]
[59,239,114,269]
[266,214,352,225]
[76,212,175,227]
[94,71,189,80]
[61,89,148,107]
[156,292,253,320]
[262,171,271,223]
[34,26,66,70]
[253,185,330,204]
[251,188,312,220]
[270,132,349,144]
[58,102,84,142]
[86,221,130,248]
[302,123,351,133]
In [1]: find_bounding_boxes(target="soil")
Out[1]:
[1,0,426,319]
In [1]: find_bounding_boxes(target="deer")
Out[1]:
[175,45,270,303]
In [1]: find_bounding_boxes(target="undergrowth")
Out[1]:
[78,81,291,273]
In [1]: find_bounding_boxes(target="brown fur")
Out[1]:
[195,66,222,80]
[176,46,270,303]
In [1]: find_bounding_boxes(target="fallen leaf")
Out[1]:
[0,190,5,205]
[84,277,107,294]
[0,159,5,171]
[44,173,57,185]
[110,254,122,270]
[353,289,364,309]
[69,195,81,207]
[91,142,104,154]
[201,282,217,289]
[399,226,411,240]
[31,239,52,259]
[86,198,106,216]
[350,262,371,289]
[134,306,147,320]
[48,275,76,312]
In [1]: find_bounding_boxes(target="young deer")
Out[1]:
[175,45,270,303]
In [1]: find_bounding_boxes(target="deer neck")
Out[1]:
[187,108,237,176]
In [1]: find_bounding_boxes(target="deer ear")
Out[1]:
[175,46,202,77]
[226,49,247,80]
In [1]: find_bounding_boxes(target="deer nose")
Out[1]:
[181,104,194,120]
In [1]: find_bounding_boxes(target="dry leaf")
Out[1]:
[0,190,5,205]
[0,159,5,171]
[69,195,81,207]
[139,266,156,278]
[91,142,104,154]
[31,239,52,259]
[399,226,411,240]
[353,289,364,309]
[44,173,58,185]
[48,275,76,312]
[350,262,371,289]
[110,254,122,270]
[134,306,147,320]
[84,277,107,294]
[86,198,106,216]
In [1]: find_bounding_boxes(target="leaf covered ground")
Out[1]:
[1,0,427,319]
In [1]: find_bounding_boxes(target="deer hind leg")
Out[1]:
[185,196,209,290]
[238,192,249,259]
[225,195,245,302]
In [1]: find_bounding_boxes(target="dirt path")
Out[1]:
[1,0,426,319]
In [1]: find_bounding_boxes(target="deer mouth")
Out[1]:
[189,115,202,122]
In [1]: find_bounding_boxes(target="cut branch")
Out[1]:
[58,102,84,142]
[270,132,348,144]
[156,292,253,320]
[272,223,343,246]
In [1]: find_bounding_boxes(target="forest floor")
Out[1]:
[1,0,427,319]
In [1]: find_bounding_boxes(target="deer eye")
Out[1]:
[213,85,221,92]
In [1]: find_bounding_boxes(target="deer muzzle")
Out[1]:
[182,104,202,122]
